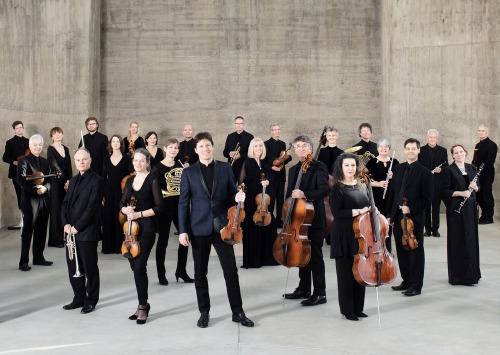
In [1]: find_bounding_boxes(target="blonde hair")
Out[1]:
[248,138,267,159]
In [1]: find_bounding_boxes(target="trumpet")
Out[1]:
[65,231,83,278]
[162,167,183,197]
[230,143,240,166]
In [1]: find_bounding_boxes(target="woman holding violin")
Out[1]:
[441,144,481,286]
[123,121,145,156]
[152,138,193,285]
[329,153,370,321]
[120,148,164,324]
[102,135,134,254]
[239,138,277,268]
[47,127,72,248]
[145,131,164,166]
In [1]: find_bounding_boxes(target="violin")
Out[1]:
[353,168,397,286]
[273,154,313,267]
[273,142,293,169]
[220,184,246,245]
[401,197,418,251]
[121,196,141,259]
[184,155,190,164]
[253,173,272,226]
[128,138,135,156]
[26,171,62,187]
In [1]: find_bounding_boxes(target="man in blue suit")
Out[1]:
[178,132,254,328]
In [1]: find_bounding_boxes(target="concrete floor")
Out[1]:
[0,216,499,354]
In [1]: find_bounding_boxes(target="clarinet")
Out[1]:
[382,151,396,199]
[455,163,484,214]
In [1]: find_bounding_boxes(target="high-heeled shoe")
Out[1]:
[136,304,149,325]
[129,303,150,320]
[175,271,194,283]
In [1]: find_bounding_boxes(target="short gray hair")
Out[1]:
[270,122,280,130]
[29,134,43,145]
[325,126,338,134]
[427,129,439,137]
[75,147,92,159]
[292,135,314,153]
[377,138,391,148]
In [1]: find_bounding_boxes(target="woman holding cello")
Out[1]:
[330,153,370,321]
[239,138,277,268]
[120,148,164,324]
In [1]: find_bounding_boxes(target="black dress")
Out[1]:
[123,136,146,155]
[149,148,164,167]
[47,145,72,247]
[317,146,344,174]
[239,158,278,268]
[441,163,481,285]
[330,183,369,316]
[151,161,191,282]
[102,154,133,253]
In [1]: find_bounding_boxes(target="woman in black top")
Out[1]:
[365,138,399,252]
[102,135,134,254]
[330,153,370,321]
[123,121,145,155]
[239,138,278,268]
[152,138,193,285]
[441,144,481,286]
[120,148,164,324]
[47,127,72,247]
[145,131,164,166]
[317,127,344,174]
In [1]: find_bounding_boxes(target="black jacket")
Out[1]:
[16,154,51,210]
[418,144,449,179]
[3,135,29,179]
[79,132,109,176]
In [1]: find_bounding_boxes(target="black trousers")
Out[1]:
[66,240,100,306]
[156,208,189,279]
[335,257,365,315]
[425,180,442,232]
[269,177,286,222]
[191,232,243,314]
[478,172,495,219]
[128,232,156,305]
[11,178,22,210]
[49,179,66,246]
[393,213,425,291]
[20,199,49,265]
[297,228,326,296]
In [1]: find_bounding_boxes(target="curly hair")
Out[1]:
[332,153,362,184]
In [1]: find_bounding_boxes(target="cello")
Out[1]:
[220,184,246,245]
[401,197,418,251]
[353,168,397,286]
[121,196,141,259]
[253,173,272,226]
[273,154,313,268]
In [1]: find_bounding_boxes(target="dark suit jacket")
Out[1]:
[3,135,29,179]
[79,132,109,176]
[61,169,104,242]
[386,161,434,222]
[418,144,448,186]
[16,154,51,210]
[178,160,237,236]
[286,160,330,229]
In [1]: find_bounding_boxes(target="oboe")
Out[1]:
[382,151,396,199]
[455,163,484,214]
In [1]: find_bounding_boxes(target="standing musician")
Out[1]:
[386,138,433,297]
[353,122,378,158]
[178,132,254,328]
[264,123,292,228]
[47,127,72,248]
[330,153,370,321]
[120,148,164,325]
[441,144,481,286]
[317,126,344,174]
[152,138,193,285]
[3,121,29,229]
[176,124,198,166]
[365,138,399,252]
[61,148,104,314]
[472,125,497,224]
[78,117,108,177]
[16,134,52,271]
[418,129,448,237]
[123,121,145,155]
[283,135,330,306]
[145,131,164,166]
[223,116,254,182]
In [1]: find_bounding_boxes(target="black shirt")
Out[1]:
[200,160,215,195]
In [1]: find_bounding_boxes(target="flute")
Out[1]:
[431,162,445,174]
[382,151,396,200]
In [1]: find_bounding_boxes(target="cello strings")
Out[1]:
[376,286,382,330]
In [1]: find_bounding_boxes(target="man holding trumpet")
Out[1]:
[61,148,104,314]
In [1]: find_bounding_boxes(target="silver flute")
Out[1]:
[382,151,396,200]
[455,163,484,214]
[65,231,84,278]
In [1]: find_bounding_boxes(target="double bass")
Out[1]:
[273,154,313,268]
[253,173,272,226]
[353,169,397,286]
[220,184,246,245]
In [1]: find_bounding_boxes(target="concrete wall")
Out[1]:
[0,0,101,225]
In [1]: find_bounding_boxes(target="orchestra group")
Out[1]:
[2,116,497,327]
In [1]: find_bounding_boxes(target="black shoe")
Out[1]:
[175,271,194,283]
[33,259,53,266]
[478,218,493,225]
[424,231,432,237]
[81,304,96,314]
[158,276,169,286]
[129,303,150,320]
[19,263,31,271]
[232,312,254,327]
[197,312,210,328]
[355,312,368,318]
[136,304,149,325]
[283,288,311,299]
[403,288,421,297]
[432,230,441,237]
[343,313,359,321]
[391,282,408,291]
[63,301,84,310]
[301,295,327,306]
